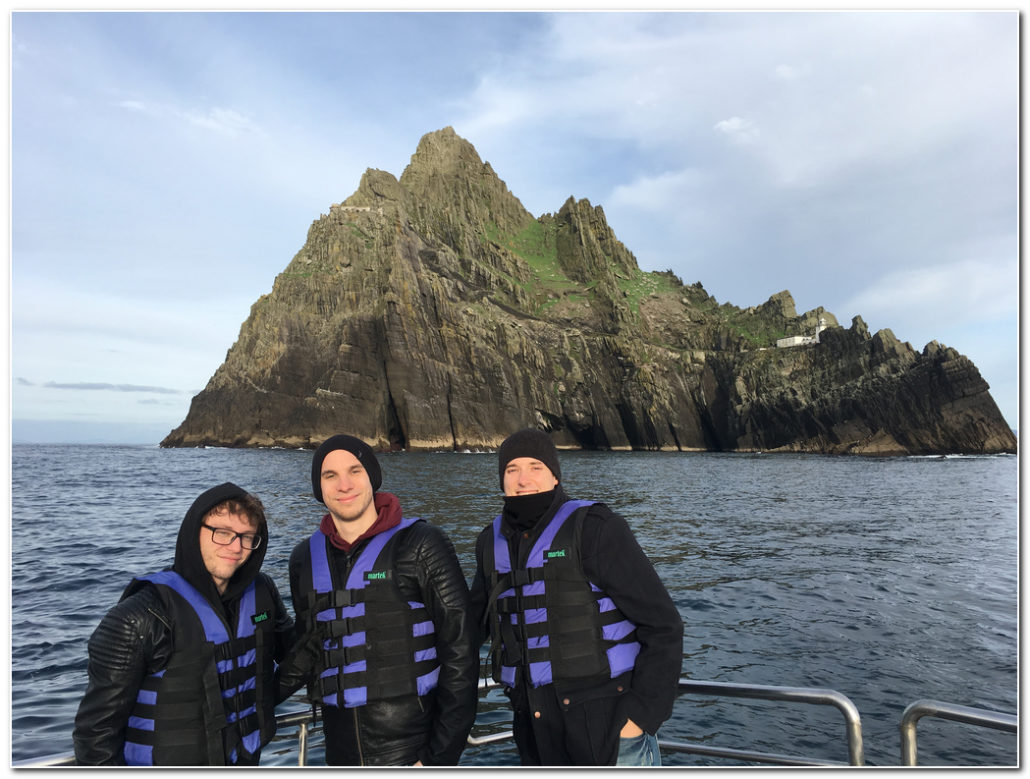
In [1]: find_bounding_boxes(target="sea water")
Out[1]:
[10,444,1018,766]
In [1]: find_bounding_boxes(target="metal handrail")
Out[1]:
[11,752,76,768]
[469,677,865,766]
[667,678,864,766]
[12,678,864,767]
[899,699,1017,766]
[23,683,1017,768]
[11,709,320,768]
[276,708,317,767]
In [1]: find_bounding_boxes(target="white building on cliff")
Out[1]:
[776,317,828,348]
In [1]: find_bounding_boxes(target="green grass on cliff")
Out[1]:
[616,268,682,315]
[488,219,586,313]
[720,306,788,347]
[490,218,721,323]
[489,219,786,344]
[504,220,558,274]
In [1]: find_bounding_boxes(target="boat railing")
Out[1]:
[663,678,865,766]
[470,677,865,766]
[899,698,1018,767]
[12,680,1015,767]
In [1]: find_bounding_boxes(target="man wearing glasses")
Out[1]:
[73,482,295,765]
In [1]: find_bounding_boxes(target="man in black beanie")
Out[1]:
[280,434,478,766]
[73,483,295,765]
[470,428,683,766]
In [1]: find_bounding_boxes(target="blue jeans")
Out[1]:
[615,732,661,766]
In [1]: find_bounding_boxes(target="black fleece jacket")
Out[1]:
[469,485,684,766]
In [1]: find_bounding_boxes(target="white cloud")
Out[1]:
[113,97,262,138]
[839,258,1016,332]
[455,76,540,137]
[609,168,707,212]
[713,116,760,145]
[774,63,810,81]
[183,106,261,137]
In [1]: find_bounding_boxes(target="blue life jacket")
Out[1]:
[485,500,641,688]
[122,570,277,765]
[301,518,440,708]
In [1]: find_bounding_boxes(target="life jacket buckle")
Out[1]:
[324,615,358,639]
[328,589,354,608]
[510,569,532,587]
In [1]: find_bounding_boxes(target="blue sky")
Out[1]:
[10,10,1019,444]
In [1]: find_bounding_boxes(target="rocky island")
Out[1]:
[161,127,1016,456]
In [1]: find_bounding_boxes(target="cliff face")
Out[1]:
[161,127,1016,456]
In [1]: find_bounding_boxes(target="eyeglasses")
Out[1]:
[201,524,262,550]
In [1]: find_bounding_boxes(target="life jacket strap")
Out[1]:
[324,641,367,668]
[497,592,541,614]
[323,589,362,609]
[316,672,348,702]
[226,708,261,733]
[374,630,435,658]
[201,654,231,764]
[219,662,257,690]
[125,729,206,748]
[129,699,198,721]
[304,589,364,623]
[214,635,257,660]
[364,657,441,700]
[360,600,412,627]
[509,568,538,587]
[323,614,363,638]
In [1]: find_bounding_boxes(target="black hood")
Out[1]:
[172,482,268,610]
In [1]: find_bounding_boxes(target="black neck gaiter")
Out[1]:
[502,487,562,535]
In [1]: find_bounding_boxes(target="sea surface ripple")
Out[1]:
[11,445,1017,767]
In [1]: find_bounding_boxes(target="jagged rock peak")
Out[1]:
[346,168,405,206]
[403,126,482,176]
[552,195,640,285]
[399,126,513,203]
[398,127,533,238]
[758,290,798,319]
[923,340,958,360]
[850,315,870,339]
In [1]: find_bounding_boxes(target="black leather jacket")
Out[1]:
[282,519,478,766]
[72,573,295,765]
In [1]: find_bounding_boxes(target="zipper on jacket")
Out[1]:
[353,708,364,765]
[146,607,172,631]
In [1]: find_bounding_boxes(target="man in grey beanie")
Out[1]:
[470,428,683,766]
[280,434,478,766]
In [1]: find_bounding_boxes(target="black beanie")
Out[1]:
[311,434,383,503]
[497,428,561,490]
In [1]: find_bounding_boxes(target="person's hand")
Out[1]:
[413,760,424,767]
[276,629,324,701]
[620,719,644,738]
